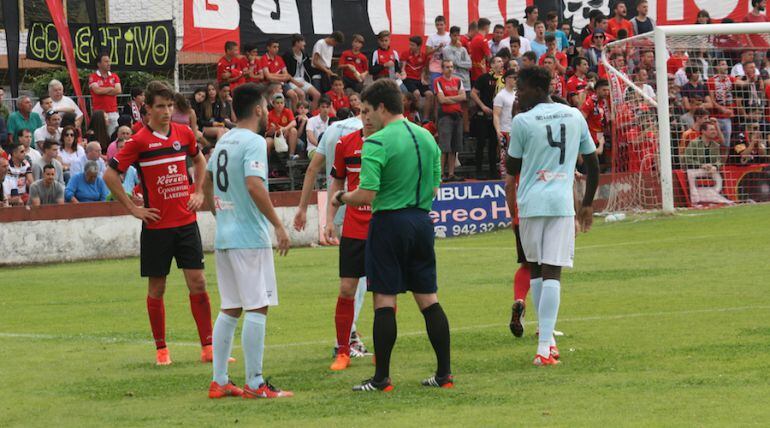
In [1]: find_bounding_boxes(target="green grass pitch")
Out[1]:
[3,204,770,426]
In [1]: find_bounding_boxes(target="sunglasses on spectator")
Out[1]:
[595,35,605,39]
[64,133,75,136]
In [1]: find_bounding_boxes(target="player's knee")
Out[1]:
[413,293,438,311]
[186,274,207,293]
[339,279,358,298]
[147,278,166,298]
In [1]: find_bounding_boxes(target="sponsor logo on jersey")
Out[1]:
[172,141,182,151]
[149,142,162,148]
[536,169,567,182]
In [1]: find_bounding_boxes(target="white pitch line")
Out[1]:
[2,305,769,350]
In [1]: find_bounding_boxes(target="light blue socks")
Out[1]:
[212,312,238,385]
[242,312,267,389]
[537,279,561,357]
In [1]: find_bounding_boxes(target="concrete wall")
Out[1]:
[0,206,319,266]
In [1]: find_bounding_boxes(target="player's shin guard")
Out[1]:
[422,303,451,378]
[351,277,367,332]
[189,292,213,346]
[242,312,267,389]
[373,307,397,382]
[146,296,166,349]
[514,265,531,301]
[335,297,355,356]
[537,280,561,357]
[212,312,239,385]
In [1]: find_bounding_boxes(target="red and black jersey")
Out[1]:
[330,130,371,240]
[109,123,199,230]
[434,76,464,115]
[371,48,399,79]
[400,49,428,81]
[216,55,245,87]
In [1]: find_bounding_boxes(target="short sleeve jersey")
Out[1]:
[339,50,369,79]
[317,117,363,180]
[434,76,464,115]
[507,103,596,218]
[580,94,607,139]
[469,34,491,81]
[109,123,199,230]
[325,91,350,111]
[331,130,372,239]
[261,54,287,75]
[217,55,246,87]
[359,119,441,213]
[567,75,588,95]
[268,108,295,129]
[493,88,516,133]
[207,128,271,249]
[401,49,429,80]
[88,71,120,113]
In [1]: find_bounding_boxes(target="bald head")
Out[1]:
[86,141,102,160]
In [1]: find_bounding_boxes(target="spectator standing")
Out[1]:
[32,80,84,128]
[530,22,548,60]
[631,0,655,35]
[538,35,567,74]
[489,25,507,56]
[681,67,714,114]
[122,87,145,124]
[59,126,83,174]
[65,160,109,203]
[306,98,332,154]
[312,31,345,93]
[34,110,62,148]
[707,60,736,149]
[493,69,518,178]
[582,15,614,49]
[32,139,64,184]
[426,16,451,88]
[283,34,322,109]
[400,36,434,120]
[7,96,44,147]
[504,19,532,53]
[471,56,505,179]
[434,60,466,182]
[606,1,634,39]
[544,12,569,51]
[29,164,65,206]
[371,31,401,81]
[4,143,33,203]
[520,6,539,40]
[443,26,473,92]
[585,30,606,72]
[580,10,603,46]
[731,51,760,78]
[339,34,369,93]
[88,53,122,135]
[469,18,492,83]
[744,0,770,49]
[216,41,246,89]
[567,57,590,106]
[85,110,111,154]
[33,95,54,124]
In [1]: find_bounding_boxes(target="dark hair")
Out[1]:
[330,75,343,85]
[225,41,238,52]
[509,35,521,45]
[496,49,511,61]
[435,15,446,23]
[9,143,23,155]
[131,87,144,98]
[614,1,626,10]
[409,35,423,46]
[291,33,305,46]
[546,11,559,21]
[377,30,391,40]
[522,51,538,62]
[88,110,111,153]
[60,111,77,128]
[595,78,610,89]
[573,56,588,68]
[16,128,31,139]
[43,163,56,172]
[468,21,478,32]
[42,139,59,152]
[525,5,538,17]
[145,81,175,106]
[318,96,332,107]
[589,9,604,21]
[478,18,491,29]
[174,92,191,113]
[330,31,345,44]
[693,107,709,118]
[534,20,546,28]
[232,83,267,121]
[617,29,628,39]
[244,44,258,53]
[118,114,132,129]
[699,120,716,132]
[39,95,52,103]
[335,107,353,119]
[60,125,78,152]
[506,18,519,27]
[449,26,461,35]
[545,34,556,43]
[266,38,279,48]
[95,52,110,67]
[351,34,365,44]
[517,66,552,93]
[361,79,403,115]
[494,24,505,32]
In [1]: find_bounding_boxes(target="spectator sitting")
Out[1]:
[7,96,44,147]
[4,143,33,205]
[106,126,133,160]
[66,160,109,203]
[243,44,264,84]
[489,24,507,56]
[325,76,350,117]
[312,31,345,93]
[266,93,299,159]
[294,101,310,150]
[731,122,767,164]
[283,33,321,109]
[33,95,54,124]
[731,51,760,78]
[172,92,202,141]
[32,80,84,128]
[348,92,362,115]
[72,141,106,177]
[213,82,236,129]
[199,83,227,141]
[306,97,332,155]
[85,110,111,155]
[17,129,40,164]
[679,107,710,156]
[34,110,63,148]
[504,18,532,53]
[338,34,369,93]
[684,121,723,170]
[707,59,736,149]
[733,60,765,125]
[544,11,569,51]
[32,139,64,184]
[122,87,145,124]
[403,91,422,124]
[29,163,65,206]
[59,125,83,175]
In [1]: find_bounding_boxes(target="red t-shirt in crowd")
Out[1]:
[538,50,568,69]
[434,76,464,115]
[606,18,634,38]
[331,129,371,240]
[401,49,429,80]
[581,94,608,143]
[109,123,199,230]
[744,12,770,48]
[551,75,567,98]
[245,56,263,83]
[325,90,350,111]
[667,54,687,75]
[567,75,588,95]
[469,34,491,81]
[339,50,369,80]
[217,55,246,87]
[261,54,287,75]
[268,107,295,131]
[372,48,399,79]
[88,71,120,113]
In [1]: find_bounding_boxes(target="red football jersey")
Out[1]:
[110,123,199,230]
[567,75,588,95]
[538,51,568,69]
[331,130,371,240]
[401,49,428,81]
[88,71,120,113]
[606,18,634,38]
[325,90,350,111]
[268,107,295,130]
[434,76,464,115]
[580,94,607,143]
[373,48,398,78]
[245,56,263,83]
[339,50,368,80]
[217,55,246,87]
[469,34,491,81]
[261,54,287,75]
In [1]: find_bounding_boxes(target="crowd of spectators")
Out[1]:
[2,0,770,208]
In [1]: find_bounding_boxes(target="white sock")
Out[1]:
[538,279,561,357]
[530,277,543,315]
[212,312,238,385]
[351,277,367,335]
[242,312,267,389]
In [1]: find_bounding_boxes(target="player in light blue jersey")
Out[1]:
[203,83,293,399]
[505,66,600,366]
[292,112,370,359]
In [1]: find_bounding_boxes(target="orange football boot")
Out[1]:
[208,381,244,398]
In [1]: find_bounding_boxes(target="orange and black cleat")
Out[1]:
[208,381,244,399]
[243,381,294,399]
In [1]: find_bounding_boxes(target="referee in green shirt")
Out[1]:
[332,79,453,392]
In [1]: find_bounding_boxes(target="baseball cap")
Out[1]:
[45,109,59,118]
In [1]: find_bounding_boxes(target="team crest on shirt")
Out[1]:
[248,160,266,173]
[537,169,567,182]
[172,141,181,151]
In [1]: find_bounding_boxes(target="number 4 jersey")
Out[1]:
[507,102,596,218]
[206,128,272,250]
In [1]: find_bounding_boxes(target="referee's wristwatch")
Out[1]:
[335,191,346,205]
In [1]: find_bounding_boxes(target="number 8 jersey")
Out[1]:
[507,102,596,218]
[206,128,272,250]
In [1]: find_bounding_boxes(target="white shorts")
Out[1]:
[519,216,575,268]
[287,79,311,92]
[216,248,278,310]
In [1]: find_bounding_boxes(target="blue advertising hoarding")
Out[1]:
[430,181,512,238]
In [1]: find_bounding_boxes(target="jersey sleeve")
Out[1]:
[432,137,442,188]
[493,92,504,108]
[358,139,385,192]
[87,73,98,88]
[331,139,346,180]
[507,116,525,158]
[109,138,141,173]
[184,126,199,156]
[244,136,269,181]
[578,113,597,155]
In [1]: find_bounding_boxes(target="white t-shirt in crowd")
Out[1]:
[499,36,532,55]
[426,32,452,73]
[306,114,330,152]
[32,96,83,120]
[730,63,760,78]
[493,88,517,133]
[312,39,334,69]
[25,146,42,164]
[60,145,85,168]
[33,126,62,145]
[522,23,536,41]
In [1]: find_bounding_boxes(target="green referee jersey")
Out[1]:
[359,118,442,213]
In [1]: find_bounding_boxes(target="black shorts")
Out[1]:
[365,208,437,295]
[403,78,431,96]
[514,224,526,264]
[140,222,204,277]
[343,76,364,93]
[339,237,366,278]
